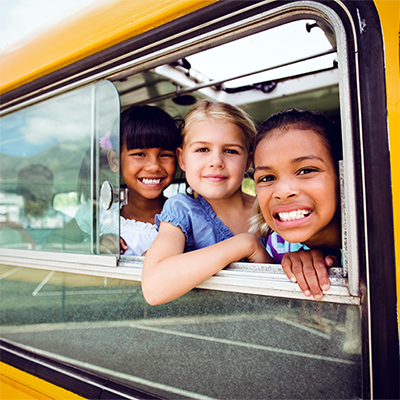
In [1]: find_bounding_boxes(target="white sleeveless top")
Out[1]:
[75,202,158,256]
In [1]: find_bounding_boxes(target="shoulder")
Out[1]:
[156,193,199,231]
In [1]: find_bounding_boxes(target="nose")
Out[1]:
[145,155,162,172]
[209,151,224,168]
[273,177,299,200]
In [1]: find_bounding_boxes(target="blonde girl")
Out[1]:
[142,100,272,305]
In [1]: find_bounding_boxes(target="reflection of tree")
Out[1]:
[0,141,90,194]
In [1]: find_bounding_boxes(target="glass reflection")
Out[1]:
[0,81,120,254]
[0,266,361,399]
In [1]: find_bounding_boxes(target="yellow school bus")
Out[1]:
[0,0,399,398]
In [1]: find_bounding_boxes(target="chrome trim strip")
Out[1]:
[0,248,117,269]
[0,253,359,305]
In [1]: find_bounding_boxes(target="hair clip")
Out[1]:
[100,131,113,150]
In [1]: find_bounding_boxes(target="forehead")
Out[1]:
[184,119,246,144]
[254,128,331,164]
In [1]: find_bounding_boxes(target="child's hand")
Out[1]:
[239,233,274,264]
[120,237,128,254]
[281,250,338,301]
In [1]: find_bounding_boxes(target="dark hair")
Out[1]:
[254,109,342,168]
[118,105,181,151]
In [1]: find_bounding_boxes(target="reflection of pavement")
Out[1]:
[0,265,361,400]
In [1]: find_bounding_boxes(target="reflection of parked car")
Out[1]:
[0,193,23,223]
[13,165,71,248]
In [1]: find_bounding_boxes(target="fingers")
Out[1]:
[325,254,339,267]
[120,237,128,254]
[282,250,330,301]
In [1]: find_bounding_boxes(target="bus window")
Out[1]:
[113,17,352,297]
[0,81,120,254]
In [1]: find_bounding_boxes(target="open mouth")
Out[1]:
[139,178,163,185]
[275,209,312,222]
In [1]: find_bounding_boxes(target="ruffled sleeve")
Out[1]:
[156,194,233,252]
[155,194,194,248]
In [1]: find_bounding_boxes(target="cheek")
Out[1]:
[313,179,339,215]
[165,160,177,177]
[256,188,274,222]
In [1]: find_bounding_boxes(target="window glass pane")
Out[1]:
[186,20,336,88]
[0,81,120,254]
[0,266,361,399]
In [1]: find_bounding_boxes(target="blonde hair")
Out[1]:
[181,100,256,153]
[248,198,272,238]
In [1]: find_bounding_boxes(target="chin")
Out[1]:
[275,230,309,244]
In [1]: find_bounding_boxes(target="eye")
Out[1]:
[298,167,318,175]
[160,152,175,158]
[225,148,239,154]
[195,147,209,152]
[257,175,275,183]
[130,152,145,157]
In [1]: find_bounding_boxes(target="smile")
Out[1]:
[139,178,163,185]
[204,175,227,181]
[275,209,312,222]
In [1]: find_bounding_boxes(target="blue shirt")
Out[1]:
[155,193,233,252]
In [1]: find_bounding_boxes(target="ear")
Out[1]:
[176,147,186,171]
[107,150,119,172]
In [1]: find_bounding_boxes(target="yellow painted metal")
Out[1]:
[0,362,86,399]
[0,0,217,95]
[374,0,400,324]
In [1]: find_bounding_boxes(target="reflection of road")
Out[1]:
[0,266,361,399]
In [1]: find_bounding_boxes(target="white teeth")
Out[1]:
[142,178,161,185]
[278,210,311,221]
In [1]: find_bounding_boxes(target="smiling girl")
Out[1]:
[101,105,181,256]
[142,100,272,305]
[252,109,342,300]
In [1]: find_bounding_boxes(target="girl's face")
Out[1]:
[178,119,250,201]
[254,128,339,248]
[120,146,176,200]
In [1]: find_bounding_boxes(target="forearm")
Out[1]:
[142,233,260,305]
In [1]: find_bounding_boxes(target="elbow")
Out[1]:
[142,287,164,306]
[141,277,168,306]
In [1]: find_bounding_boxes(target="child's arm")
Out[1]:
[281,250,338,301]
[142,221,273,305]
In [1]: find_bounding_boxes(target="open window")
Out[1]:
[110,12,358,303]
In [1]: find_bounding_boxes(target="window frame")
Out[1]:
[0,1,360,305]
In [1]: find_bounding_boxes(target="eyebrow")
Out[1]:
[254,155,325,171]
[189,141,245,150]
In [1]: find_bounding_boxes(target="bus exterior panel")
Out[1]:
[0,1,399,399]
